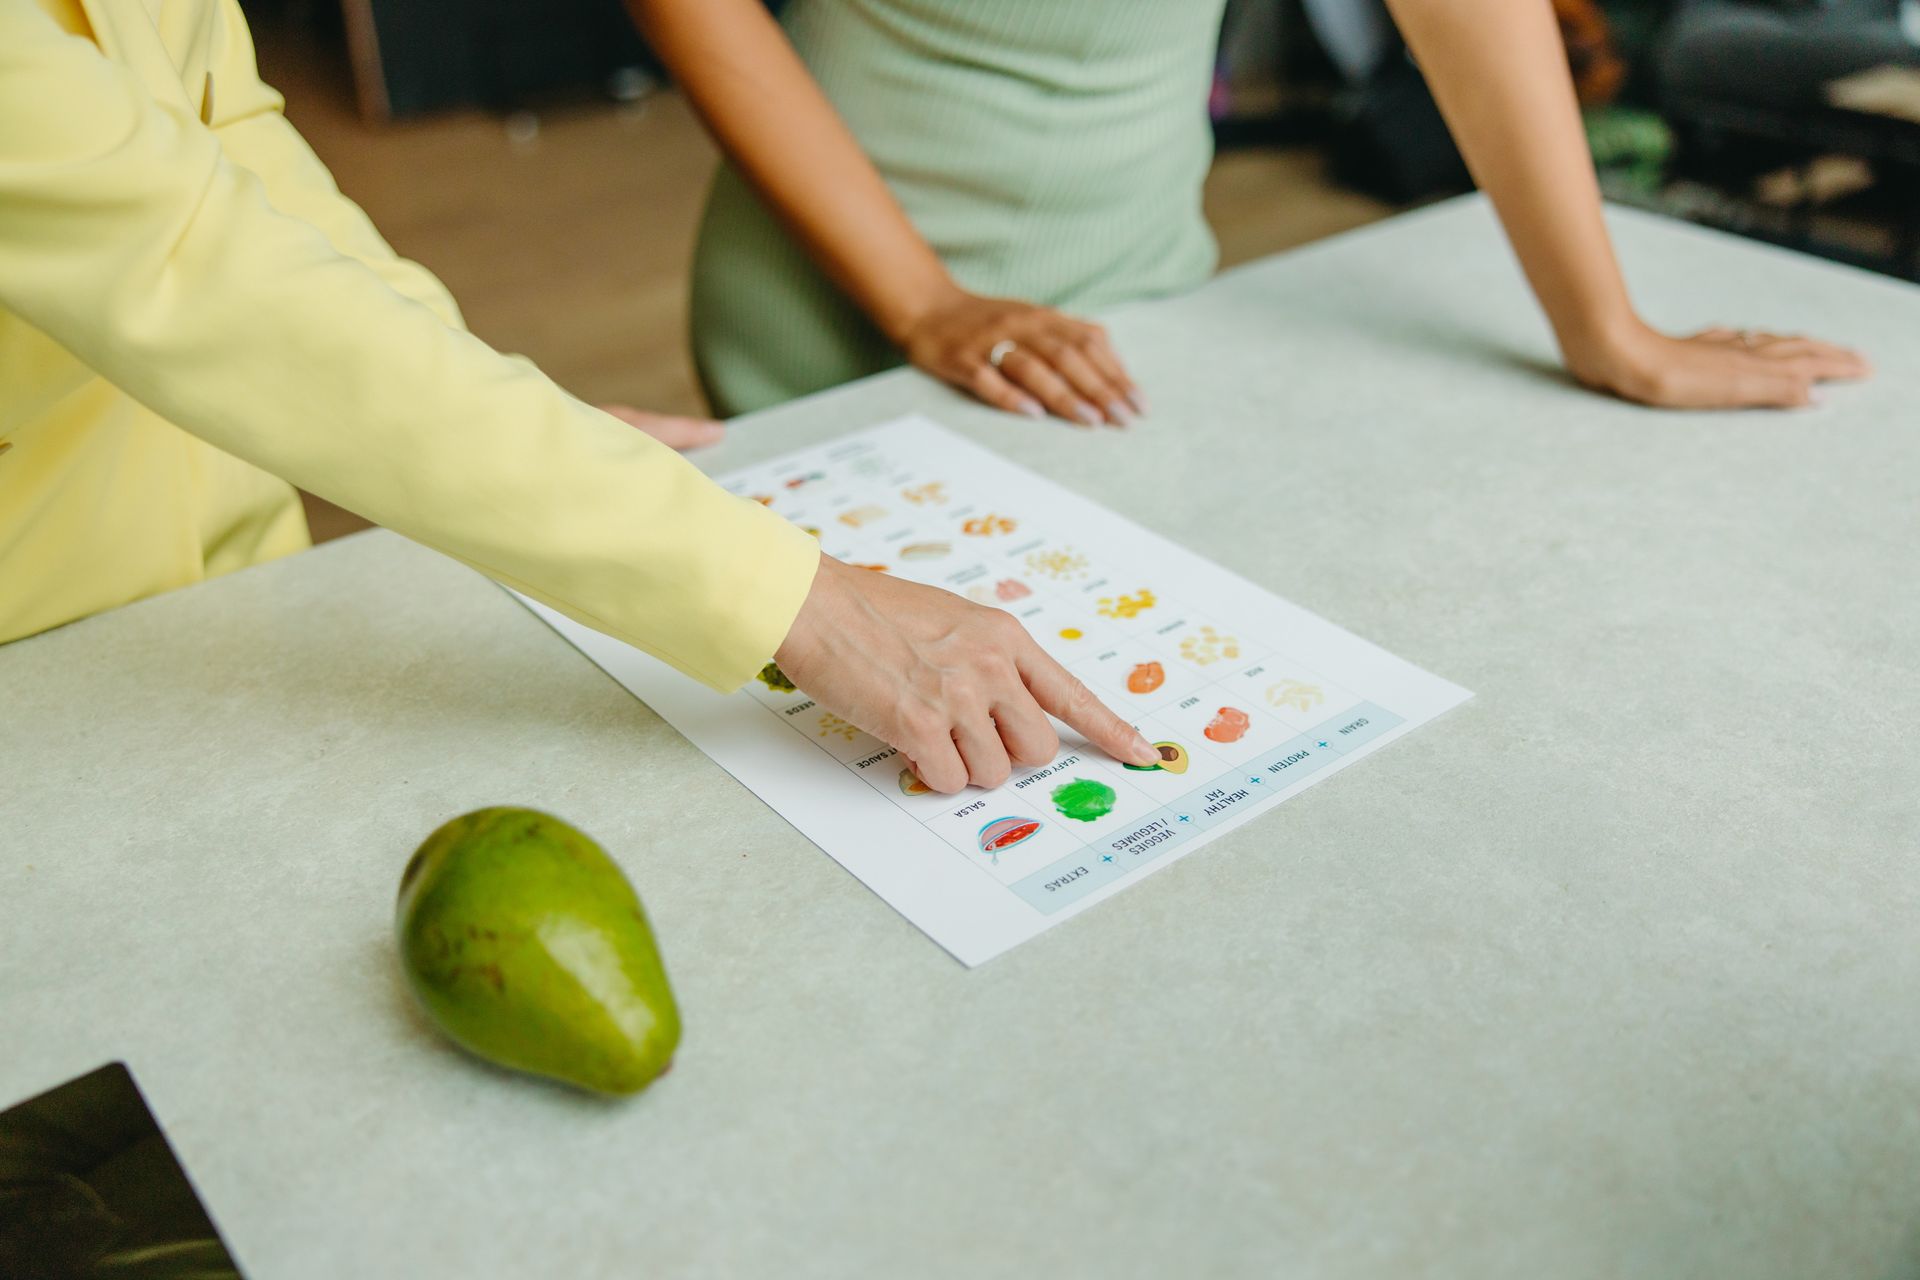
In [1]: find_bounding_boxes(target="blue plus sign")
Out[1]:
[1248,775,1263,785]
[1316,740,1328,749]
[1177,813,1191,823]
[1101,854,1114,863]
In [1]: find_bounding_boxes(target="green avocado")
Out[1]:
[395,807,680,1096]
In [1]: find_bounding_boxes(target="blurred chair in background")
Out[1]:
[1662,0,1920,112]
[1659,0,1920,273]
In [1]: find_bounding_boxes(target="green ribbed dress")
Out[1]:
[690,0,1230,416]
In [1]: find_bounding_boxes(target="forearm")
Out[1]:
[1383,0,1636,354]
[631,0,955,342]
[0,8,815,688]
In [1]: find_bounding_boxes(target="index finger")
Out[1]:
[1077,326,1144,413]
[1014,644,1160,768]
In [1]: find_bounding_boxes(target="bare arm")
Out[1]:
[631,0,1141,425]
[1386,0,1869,407]
[633,0,946,341]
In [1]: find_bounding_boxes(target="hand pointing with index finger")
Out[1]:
[772,554,1160,794]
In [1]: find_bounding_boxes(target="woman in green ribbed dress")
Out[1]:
[632,0,1866,422]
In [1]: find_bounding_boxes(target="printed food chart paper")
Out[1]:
[519,416,1470,966]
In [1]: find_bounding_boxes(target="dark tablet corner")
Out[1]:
[0,1061,244,1279]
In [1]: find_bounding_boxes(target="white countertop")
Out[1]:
[5,198,1917,1278]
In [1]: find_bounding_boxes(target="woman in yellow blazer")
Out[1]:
[0,0,1158,792]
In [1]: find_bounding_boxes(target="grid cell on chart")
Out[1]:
[761,469,837,505]
[1077,582,1174,636]
[893,474,958,514]
[1089,806,1195,872]
[791,707,891,764]
[1213,656,1364,734]
[1018,758,1160,846]
[923,794,1075,886]
[1312,702,1405,753]
[947,501,1028,545]
[872,525,961,580]
[1017,599,1123,663]
[1072,642,1206,717]
[1103,712,1235,804]
[1012,540,1101,592]
[1147,612,1271,678]
[822,489,895,533]
[1009,845,1129,915]
[1004,743,1151,837]
[765,694,827,735]
[1004,741,1107,800]
[1154,690,1300,766]
[1168,773,1273,833]
[1250,733,1343,790]
[1053,566,1130,618]
[847,742,954,819]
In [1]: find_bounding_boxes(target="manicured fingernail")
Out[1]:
[1105,400,1134,427]
[1126,389,1151,416]
[1130,732,1158,763]
[1074,401,1102,427]
[1016,397,1045,419]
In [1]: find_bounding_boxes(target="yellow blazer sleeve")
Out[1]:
[201,0,463,330]
[0,2,819,690]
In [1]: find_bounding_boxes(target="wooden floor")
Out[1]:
[251,26,1392,542]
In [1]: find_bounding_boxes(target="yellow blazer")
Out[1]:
[0,0,816,689]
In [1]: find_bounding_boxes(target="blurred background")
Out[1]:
[254,0,1920,541]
